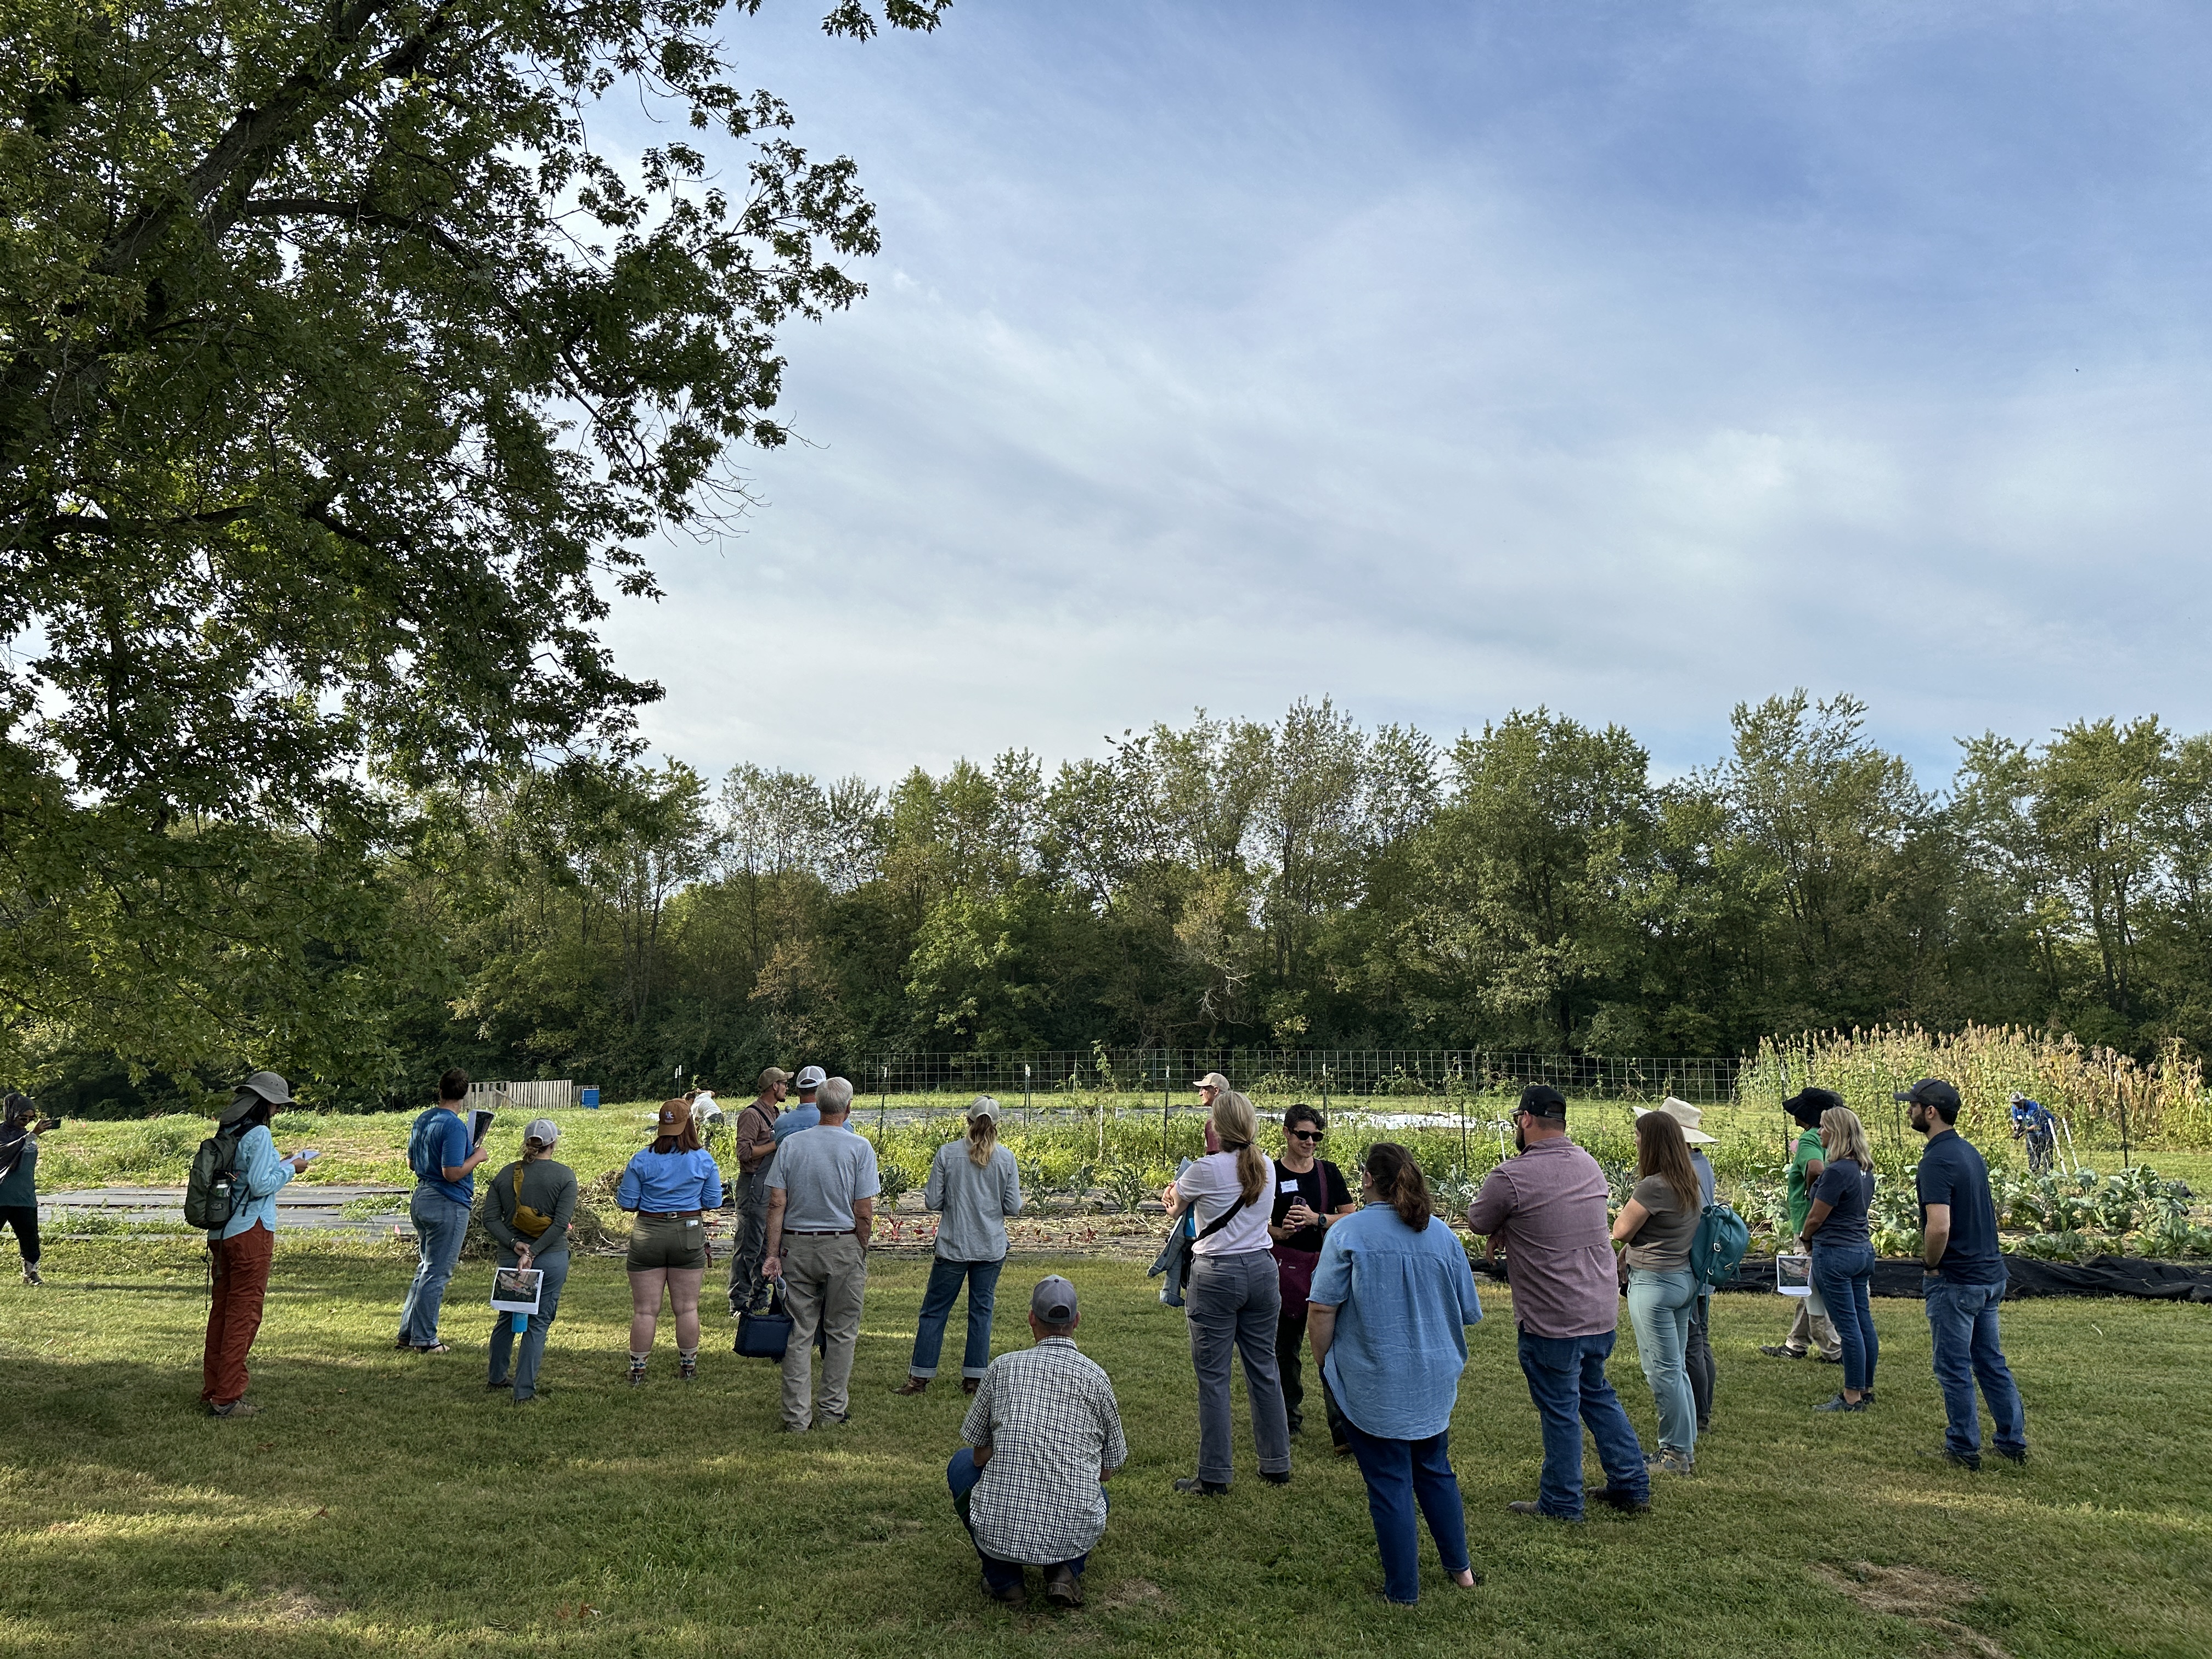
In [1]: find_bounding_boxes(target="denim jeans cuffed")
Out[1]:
[911,1256,1005,1379]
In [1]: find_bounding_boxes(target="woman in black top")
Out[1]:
[1268,1104,1357,1448]
[1803,1105,1878,1412]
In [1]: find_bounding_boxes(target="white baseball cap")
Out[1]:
[794,1065,828,1090]
[968,1095,1000,1121]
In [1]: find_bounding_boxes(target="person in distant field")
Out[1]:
[1803,1105,1877,1414]
[1307,1143,1482,1606]
[1161,1088,1291,1496]
[0,1091,57,1286]
[484,1117,579,1404]
[1636,1098,1720,1432]
[725,1067,791,1315]
[896,1096,1023,1397]
[1465,1085,1649,1521]
[2009,1092,2059,1175]
[617,1098,724,1384]
[1903,1078,2027,1470]
[1267,1103,1356,1449]
[761,1077,879,1430]
[1759,1087,1844,1364]
[396,1069,490,1355]
[949,1276,1127,1610]
[201,1072,313,1418]
[1612,1111,1702,1474]
[771,1065,828,1144]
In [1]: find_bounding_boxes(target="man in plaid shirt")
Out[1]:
[947,1276,1127,1609]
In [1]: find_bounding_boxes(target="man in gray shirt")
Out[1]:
[763,1076,879,1431]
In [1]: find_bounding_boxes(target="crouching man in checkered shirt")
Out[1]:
[947,1274,1127,1610]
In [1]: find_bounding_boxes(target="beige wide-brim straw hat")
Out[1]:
[1635,1096,1718,1144]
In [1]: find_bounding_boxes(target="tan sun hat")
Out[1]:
[1635,1096,1717,1144]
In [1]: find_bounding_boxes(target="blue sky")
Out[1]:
[601,1,2212,788]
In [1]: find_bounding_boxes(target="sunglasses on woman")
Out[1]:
[1289,1129,1324,1143]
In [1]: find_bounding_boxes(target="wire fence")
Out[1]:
[839,1048,1746,1108]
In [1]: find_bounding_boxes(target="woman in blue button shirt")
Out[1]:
[617,1099,725,1385]
[1306,1143,1483,1605]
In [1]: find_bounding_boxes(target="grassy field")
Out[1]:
[1,1233,2207,1658]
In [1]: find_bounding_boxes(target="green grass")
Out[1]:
[1,1233,2207,1657]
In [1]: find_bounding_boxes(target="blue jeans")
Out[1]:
[946,1448,1096,1590]
[1626,1267,1697,1458]
[487,1248,568,1400]
[911,1256,1005,1379]
[1187,1250,1291,1483]
[397,1190,470,1346]
[1342,1422,1470,1604]
[1515,1327,1648,1519]
[1925,1276,2026,1460]
[1810,1241,1878,1395]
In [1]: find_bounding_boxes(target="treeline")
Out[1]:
[37,691,2212,1113]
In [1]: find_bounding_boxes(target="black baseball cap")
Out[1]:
[1896,1077,1962,1115]
[1517,1085,1568,1119]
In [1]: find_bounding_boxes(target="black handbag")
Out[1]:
[735,1280,794,1359]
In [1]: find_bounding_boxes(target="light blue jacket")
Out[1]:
[214,1124,295,1240]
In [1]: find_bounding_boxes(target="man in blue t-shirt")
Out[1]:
[1901,1077,2027,1470]
[771,1065,828,1145]
[396,1068,490,1352]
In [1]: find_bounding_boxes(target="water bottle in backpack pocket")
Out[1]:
[183,1129,244,1232]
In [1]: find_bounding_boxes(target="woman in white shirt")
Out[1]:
[1161,1089,1291,1495]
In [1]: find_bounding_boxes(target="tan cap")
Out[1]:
[1635,1097,1717,1145]
[1195,1072,1231,1093]
[756,1066,791,1093]
[656,1098,693,1135]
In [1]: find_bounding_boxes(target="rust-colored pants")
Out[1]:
[202,1222,275,1406]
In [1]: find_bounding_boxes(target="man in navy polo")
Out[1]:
[1901,1077,2028,1470]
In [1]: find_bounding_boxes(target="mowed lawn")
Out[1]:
[1,1236,2207,1659]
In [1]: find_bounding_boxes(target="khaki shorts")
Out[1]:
[628,1212,707,1272]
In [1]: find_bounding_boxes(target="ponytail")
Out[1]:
[966,1111,998,1169]
[1210,1090,1268,1204]
[1364,1142,1433,1231]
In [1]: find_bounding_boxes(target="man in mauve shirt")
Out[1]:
[1465,1085,1649,1521]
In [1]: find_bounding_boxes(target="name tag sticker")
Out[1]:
[1279,1179,1301,1193]
[685,1218,699,1228]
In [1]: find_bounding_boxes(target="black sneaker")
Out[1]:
[1586,1487,1651,1514]
[1922,1446,1980,1471]
[1757,1345,1807,1359]
[1814,1393,1867,1413]
[1993,1447,2028,1466]
[1173,1477,1229,1497]
[1260,1470,1291,1486]
[1506,1499,1581,1521]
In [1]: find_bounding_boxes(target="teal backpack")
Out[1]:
[1689,1201,1751,1288]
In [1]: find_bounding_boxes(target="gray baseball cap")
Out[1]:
[1030,1276,1078,1324]
[523,1117,561,1146]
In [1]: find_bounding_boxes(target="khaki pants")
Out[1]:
[1786,1297,1842,1359]
[781,1232,866,1429]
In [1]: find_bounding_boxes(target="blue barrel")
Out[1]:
[580,1087,600,1110]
